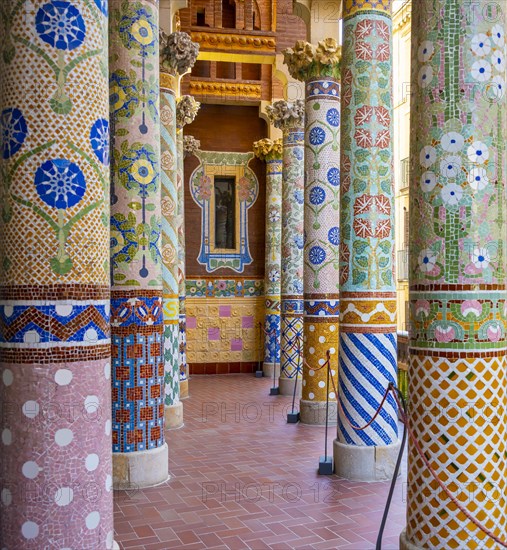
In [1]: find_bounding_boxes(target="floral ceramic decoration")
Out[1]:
[189,151,259,273]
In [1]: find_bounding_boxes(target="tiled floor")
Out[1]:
[114,375,407,549]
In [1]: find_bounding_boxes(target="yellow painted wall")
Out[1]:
[393,1,411,334]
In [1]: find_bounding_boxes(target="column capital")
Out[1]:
[253,138,283,161]
[160,30,199,76]
[183,135,201,157]
[176,95,200,129]
[283,38,341,82]
[266,100,305,131]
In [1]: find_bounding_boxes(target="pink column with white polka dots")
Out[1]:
[0,0,113,547]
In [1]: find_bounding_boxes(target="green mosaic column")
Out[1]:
[267,101,305,396]
[333,1,400,480]
[284,39,341,426]
[109,0,168,488]
[253,138,283,379]
[175,95,200,399]
[159,31,198,429]
[401,1,507,548]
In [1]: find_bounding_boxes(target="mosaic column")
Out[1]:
[176,95,200,399]
[0,0,113,547]
[253,138,283,379]
[109,0,168,487]
[266,101,305,396]
[284,39,341,425]
[401,1,507,547]
[333,0,399,480]
[159,31,198,429]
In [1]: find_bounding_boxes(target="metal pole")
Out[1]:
[319,350,333,474]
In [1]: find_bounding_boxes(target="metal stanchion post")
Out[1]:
[287,338,301,423]
[255,322,264,378]
[269,331,280,395]
[319,350,333,474]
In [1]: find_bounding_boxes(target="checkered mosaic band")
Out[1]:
[111,291,164,453]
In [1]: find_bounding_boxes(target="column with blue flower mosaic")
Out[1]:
[159,32,198,428]
[333,0,399,480]
[176,95,200,398]
[266,101,305,396]
[284,39,341,425]
[401,1,507,548]
[1,0,114,547]
[253,138,284,379]
[109,0,168,488]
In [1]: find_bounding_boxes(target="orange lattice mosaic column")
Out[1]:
[401,1,507,547]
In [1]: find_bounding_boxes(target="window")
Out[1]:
[397,247,408,281]
[403,206,409,246]
[400,157,410,191]
[196,8,206,25]
[222,0,236,28]
[192,60,211,78]
[214,176,236,249]
[242,63,261,81]
[253,0,261,30]
[216,61,236,79]
[190,151,259,272]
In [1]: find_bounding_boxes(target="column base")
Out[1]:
[113,443,169,489]
[278,377,302,397]
[400,529,421,550]
[333,438,401,481]
[180,379,189,399]
[165,401,184,429]
[300,399,337,425]
[263,362,280,380]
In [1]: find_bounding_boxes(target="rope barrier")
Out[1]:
[257,322,277,339]
[303,346,507,548]
[390,387,507,549]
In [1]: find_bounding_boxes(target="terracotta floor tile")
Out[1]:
[115,375,406,549]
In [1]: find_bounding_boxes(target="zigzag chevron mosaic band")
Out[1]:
[0,301,109,346]
[304,299,340,317]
